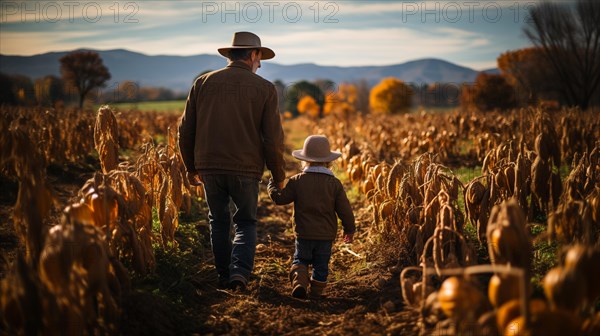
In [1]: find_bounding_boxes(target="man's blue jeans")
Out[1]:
[202,174,259,283]
[292,238,333,282]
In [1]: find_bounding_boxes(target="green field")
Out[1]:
[98,100,187,113]
[95,101,460,115]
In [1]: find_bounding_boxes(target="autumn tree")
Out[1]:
[139,87,175,101]
[369,77,412,114]
[497,47,563,106]
[314,79,336,96]
[323,83,358,118]
[297,95,320,119]
[34,75,64,106]
[524,0,600,109]
[60,51,111,108]
[461,73,516,111]
[9,75,35,105]
[459,84,475,110]
[0,73,38,105]
[284,81,324,117]
[0,73,17,105]
[115,80,139,102]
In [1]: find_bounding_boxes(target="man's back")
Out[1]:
[178,31,285,290]
[179,60,285,182]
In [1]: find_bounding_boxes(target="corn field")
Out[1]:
[316,107,600,335]
[1,106,199,334]
[1,105,599,335]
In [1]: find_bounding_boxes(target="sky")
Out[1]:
[0,0,549,70]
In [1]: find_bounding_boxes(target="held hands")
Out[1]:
[187,171,203,186]
[343,233,354,244]
[268,178,285,190]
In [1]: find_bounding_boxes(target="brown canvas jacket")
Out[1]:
[178,61,286,183]
[268,171,356,240]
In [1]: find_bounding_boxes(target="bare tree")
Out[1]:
[524,0,600,110]
[60,51,111,108]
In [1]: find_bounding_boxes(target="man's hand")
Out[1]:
[187,171,203,186]
[343,233,354,244]
[268,178,285,190]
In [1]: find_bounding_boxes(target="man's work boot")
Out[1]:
[309,279,327,298]
[289,264,309,298]
[228,274,247,291]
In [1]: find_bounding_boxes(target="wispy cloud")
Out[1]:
[262,27,491,66]
[0,31,99,55]
[0,0,533,70]
[340,1,545,16]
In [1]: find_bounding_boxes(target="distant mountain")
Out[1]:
[0,49,225,94]
[0,49,490,93]
[483,68,501,75]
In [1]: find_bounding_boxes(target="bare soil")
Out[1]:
[1,160,420,336]
[120,173,420,335]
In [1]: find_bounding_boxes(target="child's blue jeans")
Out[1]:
[292,238,333,282]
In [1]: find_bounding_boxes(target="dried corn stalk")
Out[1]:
[486,199,532,279]
[1,214,127,335]
[4,121,54,265]
[78,172,155,274]
[94,106,120,173]
[39,213,123,334]
[0,255,59,335]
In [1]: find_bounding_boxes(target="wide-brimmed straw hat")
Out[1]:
[218,31,275,60]
[292,135,341,163]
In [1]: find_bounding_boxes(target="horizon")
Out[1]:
[0,47,496,71]
[0,1,557,71]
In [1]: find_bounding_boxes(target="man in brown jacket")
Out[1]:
[178,32,286,290]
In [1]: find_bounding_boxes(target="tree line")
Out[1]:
[0,51,185,109]
[297,0,599,115]
[2,0,597,113]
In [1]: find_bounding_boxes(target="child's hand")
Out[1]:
[343,233,354,244]
[267,178,284,190]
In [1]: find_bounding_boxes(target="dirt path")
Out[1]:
[118,177,419,335]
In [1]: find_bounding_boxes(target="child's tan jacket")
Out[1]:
[268,169,355,240]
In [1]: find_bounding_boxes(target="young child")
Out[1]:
[268,135,355,298]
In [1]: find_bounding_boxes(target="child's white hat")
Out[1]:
[292,135,341,163]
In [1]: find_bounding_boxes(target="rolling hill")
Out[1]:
[0,49,488,93]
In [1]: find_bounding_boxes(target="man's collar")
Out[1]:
[227,60,252,71]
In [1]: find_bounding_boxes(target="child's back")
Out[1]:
[269,170,354,240]
[267,135,355,299]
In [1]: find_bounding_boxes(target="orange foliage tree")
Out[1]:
[460,73,516,111]
[369,78,412,114]
[497,47,561,106]
[297,95,320,118]
[323,83,358,117]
